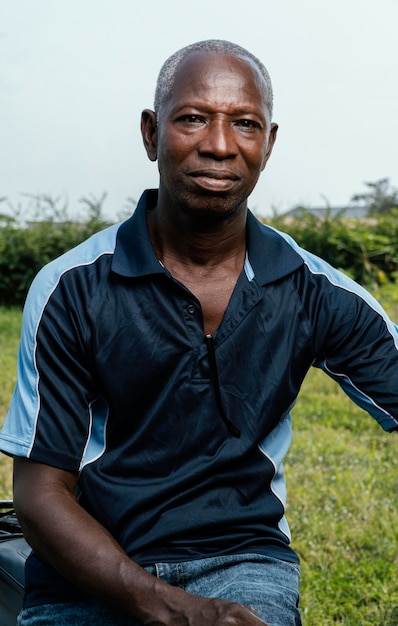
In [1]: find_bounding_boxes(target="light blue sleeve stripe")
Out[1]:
[258,411,293,541]
[0,224,120,458]
[315,358,398,431]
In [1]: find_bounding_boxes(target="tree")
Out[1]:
[351,178,398,214]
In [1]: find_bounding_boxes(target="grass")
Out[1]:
[285,285,398,624]
[0,286,397,624]
[287,370,398,624]
[0,306,21,497]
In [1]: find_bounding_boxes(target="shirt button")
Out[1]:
[187,304,195,314]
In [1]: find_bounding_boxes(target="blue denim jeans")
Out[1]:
[17,553,302,626]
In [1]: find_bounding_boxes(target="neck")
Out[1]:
[147,195,248,336]
[147,200,247,269]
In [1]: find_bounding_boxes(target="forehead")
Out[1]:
[166,51,269,114]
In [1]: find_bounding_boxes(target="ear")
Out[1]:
[261,122,278,171]
[141,109,158,162]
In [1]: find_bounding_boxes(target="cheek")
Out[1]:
[158,137,193,172]
[244,146,268,173]
[239,136,267,162]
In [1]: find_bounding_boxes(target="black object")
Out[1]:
[0,501,29,625]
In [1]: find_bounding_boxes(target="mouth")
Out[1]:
[188,169,239,192]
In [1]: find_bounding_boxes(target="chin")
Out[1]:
[177,191,247,220]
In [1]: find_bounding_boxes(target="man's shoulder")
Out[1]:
[25,223,122,314]
[45,222,121,276]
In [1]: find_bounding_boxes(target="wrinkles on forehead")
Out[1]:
[159,51,271,129]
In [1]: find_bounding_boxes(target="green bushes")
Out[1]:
[263,208,398,288]
[0,218,110,306]
[0,195,112,306]
[0,193,397,305]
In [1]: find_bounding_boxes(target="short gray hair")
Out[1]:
[154,39,273,124]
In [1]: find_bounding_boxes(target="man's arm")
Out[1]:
[13,458,268,625]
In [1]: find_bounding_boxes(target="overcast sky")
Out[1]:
[1,0,397,219]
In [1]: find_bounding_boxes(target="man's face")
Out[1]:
[146,51,277,219]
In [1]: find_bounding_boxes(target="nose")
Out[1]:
[198,118,238,160]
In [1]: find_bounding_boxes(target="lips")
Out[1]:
[188,168,240,192]
[190,168,239,180]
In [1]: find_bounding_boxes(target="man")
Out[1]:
[0,40,397,626]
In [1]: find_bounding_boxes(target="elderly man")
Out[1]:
[1,40,397,626]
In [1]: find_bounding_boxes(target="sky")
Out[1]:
[1,0,397,220]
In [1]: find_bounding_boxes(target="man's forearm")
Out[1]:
[13,458,268,625]
[13,458,180,621]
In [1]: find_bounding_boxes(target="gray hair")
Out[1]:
[154,39,273,124]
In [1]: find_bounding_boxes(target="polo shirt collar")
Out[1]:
[112,189,304,283]
[111,189,164,277]
[246,210,304,285]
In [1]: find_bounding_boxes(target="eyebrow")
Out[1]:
[172,103,266,118]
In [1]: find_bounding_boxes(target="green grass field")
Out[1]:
[0,307,21,496]
[0,290,397,625]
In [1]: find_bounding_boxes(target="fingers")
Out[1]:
[243,604,260,615]
[239,603,270,625]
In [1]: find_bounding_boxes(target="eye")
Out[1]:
[177,114,205,125]
[234,119,262,132]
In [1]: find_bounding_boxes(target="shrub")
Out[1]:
[0,194,113,306]
[1,194,397,305]
[263,208,398,288]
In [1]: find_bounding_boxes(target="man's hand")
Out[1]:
[181,597,270,625]
[140,587,269,625]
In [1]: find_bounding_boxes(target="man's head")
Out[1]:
[141,40,277,219]
[154,40,274,128]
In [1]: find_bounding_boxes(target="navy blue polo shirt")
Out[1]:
[1,189,398,607]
